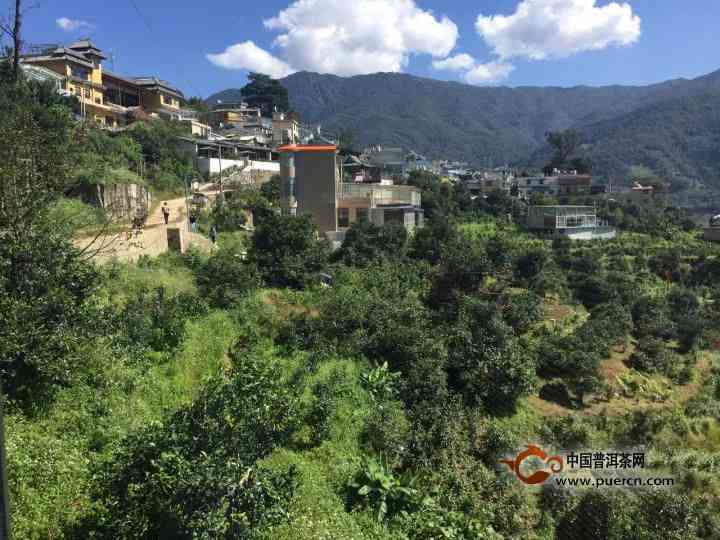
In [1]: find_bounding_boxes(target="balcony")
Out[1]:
[339,183,421,207]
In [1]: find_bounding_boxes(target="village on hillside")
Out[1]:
[3,0,720,537]
[20,38,704,260]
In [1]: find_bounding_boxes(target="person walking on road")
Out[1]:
[189,213,197,233]
[162,202,170,225]
[210,224,218,245]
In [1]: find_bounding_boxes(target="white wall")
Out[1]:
[248,160,280,173]
[196,157,247,175]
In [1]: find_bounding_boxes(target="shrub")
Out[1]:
[362,401,411,468]
[500,291,542,334]
[446,297,536,414]
[117,287,208,353]
[196,247,261,308]
[75,349,301,537]
[332,220,408,267]
[0,226,101,403]
[627,338,674,375]
[348,458,420,522]
[539,381,573,408]
[248,212,330,289]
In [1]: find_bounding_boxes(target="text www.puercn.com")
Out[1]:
[554,476,674,488]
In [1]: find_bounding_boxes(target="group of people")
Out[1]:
[161,202,217,244]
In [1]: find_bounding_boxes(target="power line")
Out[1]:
[125,0,203,98]
[128,0,153,32]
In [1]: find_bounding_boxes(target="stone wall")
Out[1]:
[91,183,151,218]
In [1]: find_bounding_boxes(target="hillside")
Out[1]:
[209,69,720,184]
[580,90,720,184]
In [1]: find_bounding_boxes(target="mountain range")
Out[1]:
[207,69,720,186]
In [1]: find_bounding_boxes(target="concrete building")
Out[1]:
[363,146,406,179]
[207,102,262,128]
[516,176,558,199]
[279,144,423,246]
[467,170,514,195]
[526,205,616,240]
[556,174,592,196]
[178,137,279,180]
[272,110,300,145]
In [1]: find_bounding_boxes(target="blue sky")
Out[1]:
[19,0,720,98]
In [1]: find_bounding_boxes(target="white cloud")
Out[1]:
[475,0,641,60]
[206,41,295,79]
[208,0,458,77]
[432,53,475,71]
[56,17,93,32]
[431,0,640,86]
[464,61,515,84]
[431,53,513,85]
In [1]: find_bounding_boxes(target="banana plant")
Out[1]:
[349,456,420,522]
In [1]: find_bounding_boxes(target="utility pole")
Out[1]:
[12,0,21,82]
[218,144,223,196]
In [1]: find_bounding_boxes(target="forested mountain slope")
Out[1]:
[210,69,720,184]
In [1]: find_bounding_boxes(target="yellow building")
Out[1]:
[208,103,262,128]
[131,77,185,119]
[21,40,187,127]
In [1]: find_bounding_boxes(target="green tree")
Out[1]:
[126,120,194,190]
[248,212,329,289]
[76,350,300,538]
[197,248,261,309]
[0,224,100,403]
[240,73,290,117]
[332,220,408,267]
[0,62,101,403]
[0,63,79,234]
[408,217,456,265]
[544,129,589,173]
[406,170,457,219]
[260,174,281,205]
[447,297,536,413]
[429,234,489,310]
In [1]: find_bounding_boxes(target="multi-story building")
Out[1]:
[467,170,514,195]
[207,102,262,128]
[131,76,187,120]
[526,205,616,240]
[279,144,423,247]
[20,40,187,127]
[363,146,406,179]
[516,176,558,198]
[272,110,300,145]
[556,174,592,196]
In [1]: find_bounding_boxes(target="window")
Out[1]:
[338,208,350,228]
[356,208,369,222]
[84,89,91,98]
[95,97,102,104]
[71,66,90,80]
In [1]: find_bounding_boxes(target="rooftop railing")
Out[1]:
[339,183,421,207]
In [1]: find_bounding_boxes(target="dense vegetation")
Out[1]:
[3,63,720,540]
[208,70,720,187]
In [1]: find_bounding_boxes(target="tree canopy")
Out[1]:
[240,73,290,117]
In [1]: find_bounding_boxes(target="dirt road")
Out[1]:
[76,195,213,263]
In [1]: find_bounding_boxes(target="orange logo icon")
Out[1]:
[500,445,564,484]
